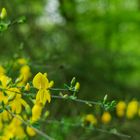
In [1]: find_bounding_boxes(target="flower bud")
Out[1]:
[75,82,80,91]
[25,83,30,91]
[71,77,76,86]
[25,105,31,115]
[49,81,54,88]
[0,8,7,19]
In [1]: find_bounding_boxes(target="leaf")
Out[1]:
[32,121,40,129]
[16,16,26,24]
[69,95,77,100]
[0,21,9,32]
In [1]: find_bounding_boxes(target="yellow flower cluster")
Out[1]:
[1,117,25,140]
[84,99,140,127]
[84,112,112,125]
[0,58,53,139]
[116,101,126,117]
[116,100,139,119]
[1,57,139,139]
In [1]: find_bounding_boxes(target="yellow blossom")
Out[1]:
[101,112,111,124]
[33,72,52,105]
[0,110,12,122]
[116,101,126,117]
[33,72,49,89]
[84,114,97,125]
[0,91,8,104]
[0,75,11,88]
[31,103,43,122]
[26,126,36,136]
[18,65,31,86]
[2,117,25,139]
[7,88,29,114]
[126,100,139,119]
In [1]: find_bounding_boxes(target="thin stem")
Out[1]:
[52,95,102,106]
[0,87,102,106]
[42,119,131,139]
[49,87,74,92]
[94,128,131,139]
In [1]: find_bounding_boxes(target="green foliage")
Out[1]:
[0,0,140,140]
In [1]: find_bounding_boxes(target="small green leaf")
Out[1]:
[103,94,108,104]
[31,121,40,129]
[16,16,26,24]
[69,95,77,100]
[70,77,76,86]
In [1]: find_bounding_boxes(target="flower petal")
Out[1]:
[33,72,49,89]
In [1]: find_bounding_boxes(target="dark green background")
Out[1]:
[0,0,140,140]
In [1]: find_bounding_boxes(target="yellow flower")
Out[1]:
[33,72,53,105]
[0,110,12,122]
[26,126,36,136]
[84,114,97,125]
[0,91,8,104]
[126,100,139,119]
[8,88,29,114]
[0,75,11,88]
[116,101,126,117]
[2,117,25,139]
[33,72,49,89]
[31,103,43,122]
[101,112,111,124]
[18,65,31,86]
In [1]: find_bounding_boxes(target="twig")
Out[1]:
[43,119,131,139]
[0,87,102,106]
[51,95,102,106]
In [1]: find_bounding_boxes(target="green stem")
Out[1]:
[41,119,131,139]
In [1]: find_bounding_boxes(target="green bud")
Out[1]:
[25,105,31,115]
[0,8,7,19]
[43,111,50,118]
[111,100,116,107]
[69,95,77,100]
[15,76,23,83]
[103,94,108,104]
[16,16,26,24]
[24,83,30,91]
[75,82,80,91]
[70,77,76,86]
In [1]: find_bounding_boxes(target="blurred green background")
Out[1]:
[1,0,140,140]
